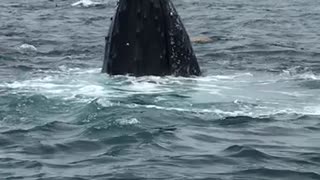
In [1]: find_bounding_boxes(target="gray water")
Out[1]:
[0,0,320,179]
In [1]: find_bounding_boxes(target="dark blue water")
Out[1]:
[1,0,320,179]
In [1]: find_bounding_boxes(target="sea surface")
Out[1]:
[1,0,320,179]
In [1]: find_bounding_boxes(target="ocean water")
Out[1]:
[1,0,320,179]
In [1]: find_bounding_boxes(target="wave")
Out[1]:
[230,168,320,180]
[215,116,273,127]
[223,145,273,159]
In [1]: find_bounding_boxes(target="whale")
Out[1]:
[102,0,201,77]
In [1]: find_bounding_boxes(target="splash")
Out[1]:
[1,67,319,118]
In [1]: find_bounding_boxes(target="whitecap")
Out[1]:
[18,44,37,52]
[71,0,101,7]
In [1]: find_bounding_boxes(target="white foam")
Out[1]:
[195,73,253,82]
[77,85,105,97]
[297,72,320,80]
[120,103,223,114]
[192,87,222,95]
[116,118,140,125]
[127,81,171,94]
[280,67,320,80]
[278,91,309,97]
[304,105,320,115]
[212,109,254,118]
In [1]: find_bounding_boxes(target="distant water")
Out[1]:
[1,0,320,179]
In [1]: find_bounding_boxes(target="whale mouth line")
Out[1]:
[102,0,201,77]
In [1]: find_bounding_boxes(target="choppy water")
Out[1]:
[1,0,320,179]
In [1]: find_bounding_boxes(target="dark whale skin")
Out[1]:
[102,0,201,77]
